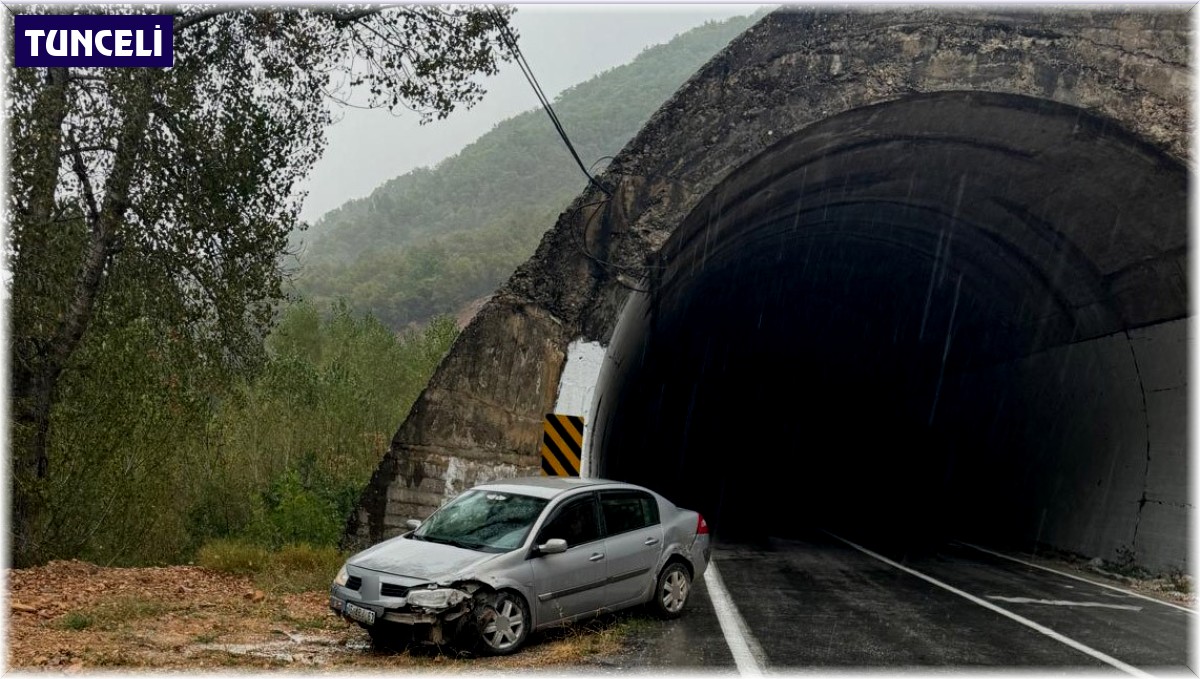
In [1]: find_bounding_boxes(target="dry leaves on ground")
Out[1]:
[7,559,630,670]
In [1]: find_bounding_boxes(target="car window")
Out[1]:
[599,490,660,536]
[413,490,548,553]
[536,495,600,547]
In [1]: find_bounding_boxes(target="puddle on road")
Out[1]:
[189,630,372,665]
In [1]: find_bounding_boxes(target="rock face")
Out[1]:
[343,8,1190,562]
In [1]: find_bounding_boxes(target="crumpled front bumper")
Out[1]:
[329,580,473,627]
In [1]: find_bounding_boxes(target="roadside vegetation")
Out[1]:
[9,9,759,571]
[32,302,456,567]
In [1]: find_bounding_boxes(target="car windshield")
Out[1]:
[411,490,548,553]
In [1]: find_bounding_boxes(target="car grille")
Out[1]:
[380,583,409,598]
[345,576,362,591]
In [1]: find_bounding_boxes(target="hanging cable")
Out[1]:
[489,6,611,197]
[486,6,667,294]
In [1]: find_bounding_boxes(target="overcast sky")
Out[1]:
[297,4,765,224]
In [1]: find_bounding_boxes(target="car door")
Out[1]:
[529,493,607,625]
[599,489,663,608]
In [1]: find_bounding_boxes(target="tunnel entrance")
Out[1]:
[590,92,1188,567]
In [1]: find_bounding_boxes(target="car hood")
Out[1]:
[348,536,500,583]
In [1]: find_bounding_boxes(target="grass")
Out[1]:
[1165,568,1193,595]
[59,596,178,634]
[197,540,345,594]
[60,612,94,631]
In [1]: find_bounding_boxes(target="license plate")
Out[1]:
[344,601,376,625]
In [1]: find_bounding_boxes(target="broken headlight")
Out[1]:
[405,588,468,609]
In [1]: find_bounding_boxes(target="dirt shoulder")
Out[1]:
[6,559,637,671]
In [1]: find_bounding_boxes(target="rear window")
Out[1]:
[600,490,660,536]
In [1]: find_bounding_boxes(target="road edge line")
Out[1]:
[958,541,1195,616]
[824,531,1153,678]
[703,560,766,676]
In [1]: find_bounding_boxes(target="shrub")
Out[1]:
[196,539,271,576]
[262,544,346,593]
[196,539,344,593]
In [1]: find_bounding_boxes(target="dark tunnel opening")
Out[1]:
[591,92,1189,567]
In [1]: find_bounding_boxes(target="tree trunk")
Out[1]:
[11,71,155,566]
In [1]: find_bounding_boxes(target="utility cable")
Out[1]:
[489,6,611,197]
[488,6,666,294]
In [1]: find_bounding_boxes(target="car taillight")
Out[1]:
[696,514,709,535]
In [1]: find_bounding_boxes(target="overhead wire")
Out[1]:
[489,6,611,198]
[490,6,663,293]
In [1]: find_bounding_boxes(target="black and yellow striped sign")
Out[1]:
[541,413,584,477]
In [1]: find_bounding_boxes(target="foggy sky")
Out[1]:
[297,4,764,224]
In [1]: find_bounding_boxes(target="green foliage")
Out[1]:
[9,4,514,566]
[296,13,760,330]
[197,540,345,594]
[247,469,347,549]
[196,540,271,577]
[30,302,457,565]
[60,612,95,631]
[181,304,457,554]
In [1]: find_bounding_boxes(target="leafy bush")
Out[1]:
[196,539,271,576]
[197,539,343,594]
[266,544,347,593]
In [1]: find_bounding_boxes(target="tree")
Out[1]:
[7,3,515,565]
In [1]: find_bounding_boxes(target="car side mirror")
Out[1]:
[405,519,421,531]
[536,538,568,555]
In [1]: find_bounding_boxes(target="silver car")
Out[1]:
[329,476,711,655]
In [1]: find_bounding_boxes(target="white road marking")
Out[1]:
[985,595,1142,611]
[959,541,1195,616]
[703,561,766,676]
[825,531,1153,678]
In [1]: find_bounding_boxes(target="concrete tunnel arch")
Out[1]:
[346,8,1190,572]
[589,91,1188,567]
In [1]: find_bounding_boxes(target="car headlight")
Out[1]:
[333,565,349,587]
[405,588,468,609]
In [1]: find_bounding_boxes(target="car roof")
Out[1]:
[471,476,640,500]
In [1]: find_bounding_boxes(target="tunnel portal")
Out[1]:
[592,92,1188,561]
[347,9,1189,572]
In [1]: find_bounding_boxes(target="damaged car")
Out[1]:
[329,476,711,655]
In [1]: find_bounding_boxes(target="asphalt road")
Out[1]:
[620,531,1191,673]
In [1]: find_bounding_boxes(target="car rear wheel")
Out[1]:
[474,591,530,655]
[652,562,691,618]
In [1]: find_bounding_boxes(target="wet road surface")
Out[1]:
[627,532,1190,673]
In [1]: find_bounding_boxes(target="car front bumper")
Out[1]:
[330,579,477,629]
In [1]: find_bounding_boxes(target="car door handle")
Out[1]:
[644,538,660,546]
[589,552,605,562]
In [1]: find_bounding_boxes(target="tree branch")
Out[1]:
[60,144,118,156]
[66,132,101,226]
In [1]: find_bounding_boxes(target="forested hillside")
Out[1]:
[296,14,758,329]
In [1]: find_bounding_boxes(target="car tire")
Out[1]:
[366,621,412,652]
[473,590,530,655]
[652,562,691,619]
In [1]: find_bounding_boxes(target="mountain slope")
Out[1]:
[295,13,759,330]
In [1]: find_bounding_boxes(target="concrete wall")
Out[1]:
[552,339,606,476]
[945,319,1189,571]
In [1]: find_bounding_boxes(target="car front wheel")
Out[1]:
[475,591,530,655]
[653,562,691,618]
